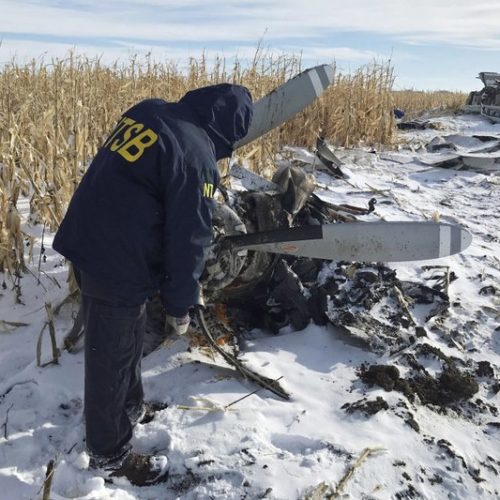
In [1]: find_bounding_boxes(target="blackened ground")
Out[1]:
[359,359,480,409]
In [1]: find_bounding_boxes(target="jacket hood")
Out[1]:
[179,84,253,160]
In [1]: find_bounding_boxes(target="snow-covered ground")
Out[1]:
[0,114,499,499]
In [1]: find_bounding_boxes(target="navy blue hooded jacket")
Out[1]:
[53,84,253,316]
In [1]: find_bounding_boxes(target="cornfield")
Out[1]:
[0,52,466,277]
[392,89,467,118]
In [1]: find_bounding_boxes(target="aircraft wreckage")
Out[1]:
[464,71,500,122]
[63,64,473,399]
[64,145,471,399]
[393,72,500,175]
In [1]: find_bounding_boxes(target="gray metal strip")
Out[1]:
[439,225,451,258]
[316,65,331,89]
[308,70,323,97]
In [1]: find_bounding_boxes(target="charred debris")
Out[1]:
[65,139,495,413]
[190,140,451,357]
[142,140,482,406]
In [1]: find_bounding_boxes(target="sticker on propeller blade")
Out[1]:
[278,243,299,253]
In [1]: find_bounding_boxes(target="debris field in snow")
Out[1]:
[0,113,499,499]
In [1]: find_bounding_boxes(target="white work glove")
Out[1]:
[165,313,191,335]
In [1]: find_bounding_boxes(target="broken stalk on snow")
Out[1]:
[392,285,416,326]
[333,447,386,497]
[0,380,37,402]
[177,404,225,412]
[0,319,29,332]
[195,307,290,400]
[422,265,451,294]
[224,376,285,410]
[304,446,386,499]
[177,396,238,413]
[176,377,284,412]
[1,403,13,439]
[442,267,451,295]
[36,303,60,367]
[63,302,84,353]
[36,222,46,285]
[41,459,56,500]
[53,290,81,317]
[21,266,49,293]
[364,183,391,197]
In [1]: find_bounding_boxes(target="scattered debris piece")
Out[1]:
[315,136,346,178]
[397,120,431,131]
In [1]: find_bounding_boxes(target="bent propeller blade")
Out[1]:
[227,221,472,262]
[234,64,335,149]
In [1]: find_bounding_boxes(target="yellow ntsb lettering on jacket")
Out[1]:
[202,183,214,198]
[104,116,158,162]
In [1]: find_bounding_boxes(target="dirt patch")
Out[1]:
[341,396,389,416]
[410,366,478,406]
[359,362,479,408]
[476,361,495,378]
[360,364,413,396]
[360,364,402,391]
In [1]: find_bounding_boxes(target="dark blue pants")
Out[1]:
[80,271,146,458]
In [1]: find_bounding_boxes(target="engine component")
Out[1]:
[201,202,248,292]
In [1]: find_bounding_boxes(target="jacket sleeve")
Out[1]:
[160,154,216,317]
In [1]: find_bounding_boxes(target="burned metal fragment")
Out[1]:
[272,164,316,216]
[323,263,441,353]
[315,136,346,178]
[267,260,310,332]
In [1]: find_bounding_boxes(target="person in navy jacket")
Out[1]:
[53,84,253,485]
